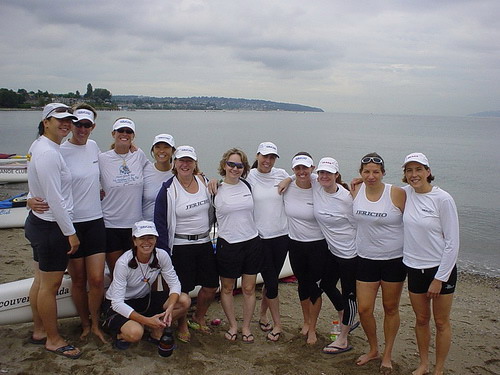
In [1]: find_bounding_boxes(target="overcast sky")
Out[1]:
[1,0,498,116]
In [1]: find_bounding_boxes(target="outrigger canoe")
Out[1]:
[0,255,294,325]
[0,192,28,229]
[0,154,28,164]
[0,162,28,183]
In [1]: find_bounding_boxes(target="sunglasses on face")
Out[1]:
[226,161,244,169]
[116,128,134,134]
[361,156,384,165]
[74,122,93,129]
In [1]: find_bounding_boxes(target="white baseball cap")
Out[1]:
[316,157,339,174]
[73,109,95,124]
[174,145,197,161]
[291,155,314,168]
[41,103,77,121]
[257,142,279,157]
[132,220,159,237]
[112,118,136,132]
[402,152,430,168]
[152,134,175,148]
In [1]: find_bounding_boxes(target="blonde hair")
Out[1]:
[218,148,250,178]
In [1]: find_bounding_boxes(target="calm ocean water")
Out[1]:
[1,110,499,277]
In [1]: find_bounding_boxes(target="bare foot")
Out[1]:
[356,352,380,366]
[92,326,110,344]
[412,364,430,375]
[306,330,317,345]
[300,323,309,336]
[380,364,393,375]
[80,325,91,340]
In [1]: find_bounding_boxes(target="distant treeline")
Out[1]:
[113,95,324,112]
[0,83,114,109]
[1,84,323,112]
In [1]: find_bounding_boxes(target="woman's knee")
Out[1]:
[434,317,451,332]
[178,293,191,311]
[121,322,144,342]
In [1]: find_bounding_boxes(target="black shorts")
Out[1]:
[216,236,262,279]
[24,212,70,272]
[70,218,106,259]
[357,256,407,283]
[407,265,457,294]
[105,228,132,253]
[102,291,169,332]
[171,241,219,293]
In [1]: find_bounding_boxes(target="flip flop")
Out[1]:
[349,321,360,333]
[258,320,272,332]
[187,320,212,333]
[266,331,281,342]
[29,336,47,345]
[322,344,353,355]
[224,330,237,341]
[46,344,82,359]
[176,331,191,343]
[242,333,254,344]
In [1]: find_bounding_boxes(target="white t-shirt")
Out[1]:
[173,176,211,246]
[27,136,75,235]
[99,149,149,228]
[313,184,357,259]
[284,181,324,242]
[353,183,403,260]
[246,168,289,239]
[214,180,258,244]
[142,161,173,221]
[403,185,459,281]
[60,139,102,222]
[105,248,182,318]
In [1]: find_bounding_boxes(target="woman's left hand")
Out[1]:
[427,279,442,298]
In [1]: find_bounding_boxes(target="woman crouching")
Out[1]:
[103,221,191,349]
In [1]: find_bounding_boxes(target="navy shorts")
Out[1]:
[24,212,70,272]
[171,241,219,293]
[102,291,169,332]
[70,218,106,259]
[357,256,407,283]
[407,265,457,294]
[105,228,132,253]
[216,236,262,279]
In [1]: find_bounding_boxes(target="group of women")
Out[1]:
[25,103,459,375]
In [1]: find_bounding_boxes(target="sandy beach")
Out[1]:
[0,227,498,375]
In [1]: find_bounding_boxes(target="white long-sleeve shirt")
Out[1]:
[403,185,459,282]
[105,248,182,318]
[27,136,75,235]
[60,139,102,222]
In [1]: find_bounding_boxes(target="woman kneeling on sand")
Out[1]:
[102,221,190,349]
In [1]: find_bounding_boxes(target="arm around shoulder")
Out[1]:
[391,185,406,213]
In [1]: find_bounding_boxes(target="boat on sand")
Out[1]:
[0,192,28,229]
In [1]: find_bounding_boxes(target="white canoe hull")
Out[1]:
[0,164,28,183]
[0,255,293,325]
[0,206,28,228]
